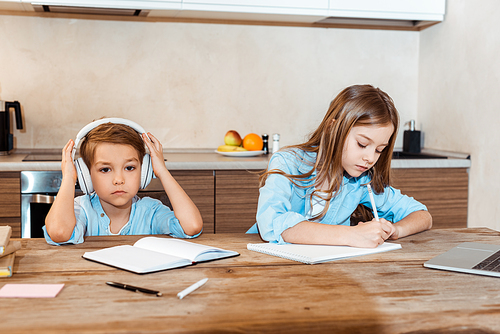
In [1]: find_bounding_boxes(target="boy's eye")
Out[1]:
[99,167,111,173]
[125,166,136,171]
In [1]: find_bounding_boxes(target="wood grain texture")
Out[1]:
[392,168,469,228]
[0,172,21,224]
[0,218,21,238]
[215,170,261,233]
[138,170,215,234]
[3,228,500,333]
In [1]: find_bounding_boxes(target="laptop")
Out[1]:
[424,242,500,278]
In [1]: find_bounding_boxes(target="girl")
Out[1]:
[248,84,432,247]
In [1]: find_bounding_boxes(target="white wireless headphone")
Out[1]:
[72,118,153,195]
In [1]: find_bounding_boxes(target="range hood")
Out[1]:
[29,1,180,16]
[32,5,149,16]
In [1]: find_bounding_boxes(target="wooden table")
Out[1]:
[2,228,500,333]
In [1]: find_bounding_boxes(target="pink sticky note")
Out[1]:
[0,284,65,298]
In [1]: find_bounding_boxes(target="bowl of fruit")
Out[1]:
[216,130,265,157]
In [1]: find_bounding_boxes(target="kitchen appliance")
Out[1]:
[21,170,170,238]
[0,100,23,155]
[403,119,421,153]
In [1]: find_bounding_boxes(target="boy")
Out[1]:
[44,119,203,245]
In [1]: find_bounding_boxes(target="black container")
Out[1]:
[262,134,269,154]
[403,130,421,153]
[0,101,23,155]
[402,120,421,153]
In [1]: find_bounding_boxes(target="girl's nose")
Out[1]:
[363,150,376,164]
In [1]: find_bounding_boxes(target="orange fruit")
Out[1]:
[243,133,263,151]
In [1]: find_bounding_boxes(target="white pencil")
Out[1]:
[177,278,208,299]
[366,184,380,221]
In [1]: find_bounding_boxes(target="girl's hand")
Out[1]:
[61,139,78,183]
[352,218,396,248]
[142,132,167,176]
[387,225,402,240]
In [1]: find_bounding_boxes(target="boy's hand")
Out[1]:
[62,139,78,183]
[142,132,167,176]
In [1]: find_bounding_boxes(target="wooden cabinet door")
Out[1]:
[172,170,215,234]
[215,170,260,233]
[0,172,21,237]
[391,168,468,229]
[138,170,215,233]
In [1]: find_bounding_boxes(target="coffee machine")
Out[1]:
[0,101,23,155]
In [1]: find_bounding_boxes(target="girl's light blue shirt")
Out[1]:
[247,149,427,244]
[43,194,200,245]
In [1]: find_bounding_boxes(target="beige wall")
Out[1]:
[0,14,419,149]
[419,0,500,230]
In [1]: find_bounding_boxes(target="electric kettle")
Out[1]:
[0,100,23,155]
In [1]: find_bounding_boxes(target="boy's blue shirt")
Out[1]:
[43,194,200,245]
[247,149,427,244]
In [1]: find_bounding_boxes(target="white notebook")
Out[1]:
[247,242,402,264]
[83,237,239,274]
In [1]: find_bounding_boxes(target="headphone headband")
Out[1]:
[72,117,153,194]
[72,118,146,160]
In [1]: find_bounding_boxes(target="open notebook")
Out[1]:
[83,237,239,274]
[247,242,401,264]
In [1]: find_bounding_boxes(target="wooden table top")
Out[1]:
[2,228,500,333]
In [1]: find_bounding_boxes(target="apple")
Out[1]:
[224,130,242,146]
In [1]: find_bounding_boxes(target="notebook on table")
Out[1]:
[247,242,402,264]
[424,242,500,278]
[83,237,239,274]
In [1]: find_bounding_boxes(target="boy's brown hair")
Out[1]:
[79,123,146,168]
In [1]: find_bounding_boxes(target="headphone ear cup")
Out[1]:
[75,158,93,194]
[141,154,153,189]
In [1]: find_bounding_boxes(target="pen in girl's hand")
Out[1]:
[366,184,380,221]
[106,281,162,297]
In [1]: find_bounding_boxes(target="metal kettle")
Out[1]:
[0,100,23,155]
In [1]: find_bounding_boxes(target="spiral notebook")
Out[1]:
[247,242,401,264]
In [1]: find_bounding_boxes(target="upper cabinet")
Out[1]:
[1,0,446,30]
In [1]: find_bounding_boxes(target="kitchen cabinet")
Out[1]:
[1,166,468,238]
[392,168,468,229]
[215,170,260,233]
[0,172,21,238]
[328,0,446,21]
[181,0,328,16]
[5,0,446,30]
[169,170,215,234]
[213,167,469,233]
[138,170,214,233]
[23,0,182,10]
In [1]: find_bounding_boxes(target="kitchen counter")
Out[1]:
[0,148,471,172]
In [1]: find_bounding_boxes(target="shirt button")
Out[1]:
[100,213,105,217]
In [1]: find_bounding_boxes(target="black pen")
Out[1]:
[106,282,162,297]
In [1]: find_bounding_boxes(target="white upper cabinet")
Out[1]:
[181,0,328,15]
[328,0,446,21]
[24,0,181,10]
[4,0,446,30]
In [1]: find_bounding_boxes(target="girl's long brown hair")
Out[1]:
[259,84,399,220]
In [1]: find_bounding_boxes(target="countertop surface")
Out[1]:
[0,148,471,171]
